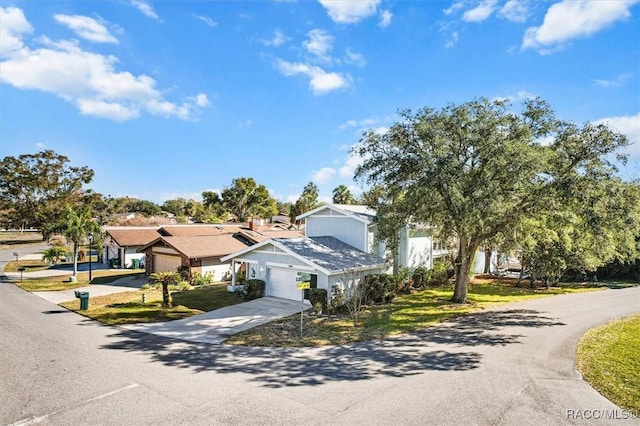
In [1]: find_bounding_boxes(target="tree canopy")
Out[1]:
[290,182,320,224]
[354,98,631,303]
[221,177,277,222]
[332,185,356,204]
[0,150,94,238]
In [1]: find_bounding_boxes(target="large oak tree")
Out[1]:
[354,98,629,303]
[221,177,277,222]
[0,150,94,239]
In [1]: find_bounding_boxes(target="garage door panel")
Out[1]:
[155,254,181,273]
[267,269,301,300]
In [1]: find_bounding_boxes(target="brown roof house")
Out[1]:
[104,227,161,269]
[138,234,248,282]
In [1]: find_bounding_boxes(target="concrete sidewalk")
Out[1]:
[121,297,311,344]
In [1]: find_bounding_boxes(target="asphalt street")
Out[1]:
[1,246,639,425]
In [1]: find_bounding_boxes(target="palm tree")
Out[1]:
[59,206,101,277]
[41,246,70,265]
[150,271,181,307]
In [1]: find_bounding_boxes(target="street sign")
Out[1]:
[296,282,310,290]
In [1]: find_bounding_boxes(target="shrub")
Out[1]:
[190,271,214,286]
[412,266,432,288]
[361,274,395,304]
[177,265,190,281]
[432,261,449,285]
[308,288,328,313]
[393,267,412,293]
[236,269,247,285]
[329,284,345,314]
[243,279,265,300]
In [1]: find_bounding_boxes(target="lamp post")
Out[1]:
[88,233,93,283]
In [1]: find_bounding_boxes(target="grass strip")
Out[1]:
[576,314,640,412]
[16,270,144,292]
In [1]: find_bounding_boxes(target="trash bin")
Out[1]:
[110,258,120,269]
[131,258,140,269]
[75,291,90,310]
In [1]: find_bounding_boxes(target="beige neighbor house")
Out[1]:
[138,234,249,281]
[103,227,160,269]
[132,222,303,279]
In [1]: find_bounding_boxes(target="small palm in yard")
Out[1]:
[150,271,181,307]
[41,246,70,264]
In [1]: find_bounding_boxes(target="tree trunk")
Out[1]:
[162,283,171,307]
[451,237,478,303]
[72,241,79,276]
[483,244,492,274]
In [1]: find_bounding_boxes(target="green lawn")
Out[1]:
[225,277,607,347]
[4,259,51,273]
[60,282,244,325]
[16,270,144,292]
[577,314,640,412]
[0,231,43,250]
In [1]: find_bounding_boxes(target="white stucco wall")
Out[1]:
[305,215,368,252]
[201,258,232,282]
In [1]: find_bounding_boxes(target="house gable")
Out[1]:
[297,204,371,252]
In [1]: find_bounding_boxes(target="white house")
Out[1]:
[297,204,450,273]
[221,236,387,301]
[221,204,453,302]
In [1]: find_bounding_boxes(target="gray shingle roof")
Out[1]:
[273,236,385,273]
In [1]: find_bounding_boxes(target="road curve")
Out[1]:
[1,278,639,425]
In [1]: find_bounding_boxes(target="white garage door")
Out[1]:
[267,268,302,300]
[154,254,181,273]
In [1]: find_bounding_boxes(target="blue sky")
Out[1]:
[1,0,639,205]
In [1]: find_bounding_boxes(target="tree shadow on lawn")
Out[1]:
[99,308,565,388]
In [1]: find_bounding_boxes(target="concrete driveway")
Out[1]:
[121,297,311,344]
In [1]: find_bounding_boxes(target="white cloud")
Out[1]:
[159,192,203,202]
[0,7,33,54]
[318,0,380,24]
[35,142,48,150]
[463,0,499,22]
[77,98,140,121]
[379,10,393,27]
[338,116,392,133]
[194,15,217,27]
[445,31,459,48]
[492,90,537,102]
[262,29,289,47]
[0,8,208,121]
[344,49,366,67]
[274,59,351,95]
[54,14,118,44]
[130,0,160,20]
[312,167,336,184]
[522,0,639,53]
[595,112,640,158]
[592,72,633,88]
[443,2,465,15]
[303,29,334,63]
[339,150,367,178]
[238,119,252,128]
[499,0,529,22]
